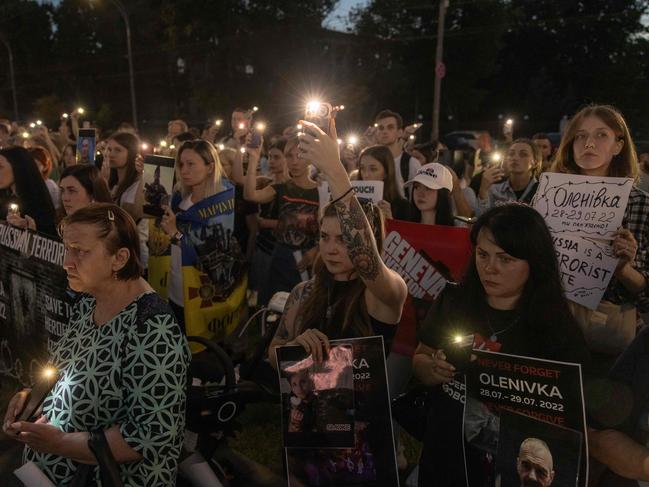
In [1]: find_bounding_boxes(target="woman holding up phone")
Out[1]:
[412,204,589,487]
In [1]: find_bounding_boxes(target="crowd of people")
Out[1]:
[0,102,649,486]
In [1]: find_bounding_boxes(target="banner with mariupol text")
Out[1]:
[465,350,588,487]
[0,223,72,386]
[148,183,247,348]
[279,336,399,487]
[533,173,633,310]
[382,219,472,356]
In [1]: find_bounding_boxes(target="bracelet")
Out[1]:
[330,186,354,206]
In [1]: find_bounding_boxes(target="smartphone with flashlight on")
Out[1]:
[304,101,333,136]
[442,334,475,374]
[246,122,266,149]
[16,368,58,423]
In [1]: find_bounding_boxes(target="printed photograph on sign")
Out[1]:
[465,350,589,487]
[496,411,582,487]
[532,173,633,239]
[142,155,176,217]
[278,344,354,449]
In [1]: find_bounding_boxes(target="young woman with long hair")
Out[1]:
[357,144,410,221]
[0,146,57,236]
[551,104,648,356]
[404,162,455,226]
[105,132,147,267]
[268,119,407,365]
[412,204,590,486]
[159,139,229,332]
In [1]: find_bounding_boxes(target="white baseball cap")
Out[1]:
[405,162,453,191]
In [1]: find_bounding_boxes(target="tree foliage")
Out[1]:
[0,0,648,138]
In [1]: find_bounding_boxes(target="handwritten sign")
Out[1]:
[532,173,633,239]
[318,180,384,210]
[552,234,618,310]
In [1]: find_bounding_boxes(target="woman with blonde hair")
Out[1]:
[551,104,648,357]
[159,139,240,332]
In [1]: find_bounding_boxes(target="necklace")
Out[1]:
[485,309,519,342]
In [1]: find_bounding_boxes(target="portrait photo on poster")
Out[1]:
[278,344,355,449]
[143,154,175,217]
[496,410,582,487]
[76,128,96,165]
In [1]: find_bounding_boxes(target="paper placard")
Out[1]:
[318,181,384,210]
[466,350,588,487]
[553,234,618,310]
[532,173,633,239]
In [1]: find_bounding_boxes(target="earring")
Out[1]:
[112,271,118,280]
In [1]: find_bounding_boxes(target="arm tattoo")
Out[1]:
[275,280,313,340]
[334,196,380,281]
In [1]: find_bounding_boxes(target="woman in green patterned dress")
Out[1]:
[3,203,191,486]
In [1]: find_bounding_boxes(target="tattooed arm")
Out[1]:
[298,120,407,320]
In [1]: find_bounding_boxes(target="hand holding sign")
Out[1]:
[612,228,637,271]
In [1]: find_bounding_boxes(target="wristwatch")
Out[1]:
[170,231,184,245]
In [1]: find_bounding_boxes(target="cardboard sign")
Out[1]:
[0,223,73,385]
[282,336,399,487]
[533,173,633,240]
[552,234,618,310]
[466,350,588,487]
[318,181,384,210]
[382,219,472,356]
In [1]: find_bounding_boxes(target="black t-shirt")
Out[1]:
[417,285,590,487]
[271,181,320,250]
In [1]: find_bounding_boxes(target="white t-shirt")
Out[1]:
[393,153,421,198]
[168,195,193,306]
[117,179,150,268]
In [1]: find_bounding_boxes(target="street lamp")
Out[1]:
[0,31,19,121]
[94,0,138,130]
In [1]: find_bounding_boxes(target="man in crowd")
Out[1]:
[532,133,553,173]
[375,109,421,197]
[517,438,555,487]
[220,107,252,149]
[167,119,188,143]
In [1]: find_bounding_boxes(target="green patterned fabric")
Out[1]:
[24,292,191,486]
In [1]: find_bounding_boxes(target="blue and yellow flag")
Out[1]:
[148,181,247,349]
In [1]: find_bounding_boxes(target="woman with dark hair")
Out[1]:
[477,138,541,215]
[551,104,648,356]
[3,203,190,486]
[412,204,590,487]
[105,132,147,268]
[106,132,143,221]
[244,135,320,305]
[404,162,455,226]
[268,119,407,366]
[357,145,410,221]
[59,164,113,217]
[59,143,76,170]
[0,146,57,236]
